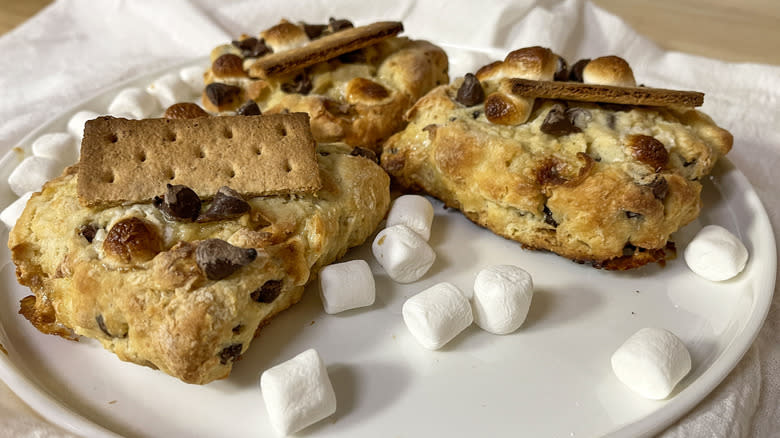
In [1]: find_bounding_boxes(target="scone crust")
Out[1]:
[10,144,389,384]
[204,24,448,152]
[382,79,732,268]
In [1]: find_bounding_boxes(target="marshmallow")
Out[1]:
[146,73,192,109]
[386,195,435,241]
[67,110,100,142]
[31,132,79,166]
[472,265,534,334]
[372,224,436,283]
[260,349,337,436]
[684,225,749,281]
[319,259,375,314]
[1,191,33,229]
[402,282,473,350]
[179,65,206,93]
[611,328,691,400]
[108,87,161,119]
[8,156,61,196]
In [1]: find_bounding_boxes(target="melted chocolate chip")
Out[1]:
[154,184,202,221]
[196,239,257,280]
[205,83,241,107]
[568,59,590,82]
[645,176,669,200]
[236,100,261,116]
[197,186,250,223]
[281,73,313,95]
[303,23,328,39]
[543,205,558,227]
[219,343,243,364]
[231,37,271,58]
[329,17,354,32]
[540,103,581,136]
[623,243,638,256]
[554,56,569,81]
[338,49,366,64]
[79,224,97,243]
[625,211,643,219]
[251,280,282,303]
[350,146,378,163]
[455,73,485,107]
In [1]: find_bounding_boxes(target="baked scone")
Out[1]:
[202,18,449,151]
[10,143,389,384]
[382,47,733,269]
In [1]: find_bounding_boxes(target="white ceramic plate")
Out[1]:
[0,48,775,438]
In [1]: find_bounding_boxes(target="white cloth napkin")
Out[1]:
[0,0,778,436]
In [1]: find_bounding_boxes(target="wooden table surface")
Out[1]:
[0,0,778,66]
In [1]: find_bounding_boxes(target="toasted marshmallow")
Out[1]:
[179,66,206,92]
[386,195,435,241]
[260,349,337,436]
[31,132,78,166]
[108,87,161,119]
[1,191,33,229]
[582,56,636,87]
[261,20,309,53]
[402,282,473,350]
[611,328,691,400]
[8,156,61,196]
[372,224,436,283]
[472,265,534,334]
[67,110,100,142]
[684,225,748,281]
[146,73,192,109]
[319,259,375,314]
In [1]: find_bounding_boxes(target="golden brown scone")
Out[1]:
[382,47,732,269]
[10,143,389,384]
[202,18,449,152]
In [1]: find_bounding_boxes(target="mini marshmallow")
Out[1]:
[31,133,78,166]
[8,156,61,196]
[260,349,337,436]
[684,225,749,281]
[67,110,100,142]
[402,282,473,350]
[372,224,436,283]
[319,259,375,314]
[146,72,192,109]
[0,191,33,229]
[108,87,161,119]
[472,265,534,334]
[386,195,435,241]
[611,327,691,400]
[179,65,206,92]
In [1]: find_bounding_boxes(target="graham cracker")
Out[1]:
[508,78,704,107]
[249,21,403,78]
[77,114,321,207]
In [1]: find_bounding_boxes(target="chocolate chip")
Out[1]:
[455,73,485,107]
[303,23,328,39]
[543,205,558,227]
[251,280,282,303]
[79,224,97,243]
[625,211,643,219]
[599,102,633,112]
[568,59,590,82]
[472,110,481,119]
[154,184,202,221]
[623,243,638,256]
[236,100,261,116]
[219,343,243,364]
[338,49,366,64]
[540,103,581,136]
[197,186,250,223]
[554,56,569,81]
[683,159,696,167]
[205,83,241,107]
[566,107,592,130]
[329,17,354,32]
[196,239,257,281]
[281,73,312,95]
[350,146,378,163]
[232,324,243,334]
[645,176,669,200]
[231,37,271,58]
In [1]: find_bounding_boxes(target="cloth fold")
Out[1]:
[0,0,777,437]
